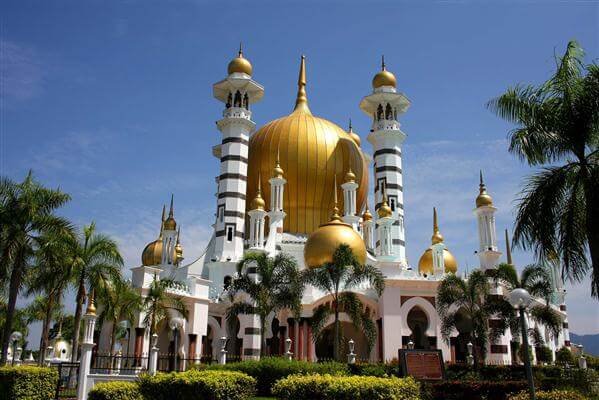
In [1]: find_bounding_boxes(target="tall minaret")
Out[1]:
[248,176,267,250]
[362,207,374,252]
[212,45,264,262]
[376,185,395,258]
[474,171,501,270]
[265,151,286,254]
[162,195,178,266]
[360,56,410,265]
[342,167,360,230]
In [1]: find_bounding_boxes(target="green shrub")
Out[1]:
[508,389,588,400]
[349,362,398,377]
[537,346,554,364]
[273,373,420,400]
[0,366,58,400]
[427,380,528,400]
[204,357,349,396]
[139,369,256,400]
[88,381,142,400]
[555,347,575,366]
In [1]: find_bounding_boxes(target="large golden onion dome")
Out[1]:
[227,44,252,76]
[372,56,397,89]
[247,55,368,234]
[475,171,493,208]
[142,207,165,266]
[304,184,366,267]
[418,208,458,274]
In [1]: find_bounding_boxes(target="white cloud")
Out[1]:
[0,40,44,103]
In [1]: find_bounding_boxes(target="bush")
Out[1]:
[88,381,142,400]
[426,380,529,400]
[0,366,58,400]
[204,357,349,396]
[555,347,575,366]
[272,374,420,400]
[139,369,256,400]
[537,346,553,364]
[349,362,398,377]
[508,389,588,400]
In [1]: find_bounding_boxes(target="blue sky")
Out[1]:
[2,1,598,346]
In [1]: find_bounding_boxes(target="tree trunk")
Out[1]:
[333,308,340,362]
[0,255,24,366]
[39,293,55,365]
[110,322,117,355]
[70,276,85,362]
[260,316,267,357]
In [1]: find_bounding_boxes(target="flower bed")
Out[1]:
[272,374,420,400]
[0,366,58,400]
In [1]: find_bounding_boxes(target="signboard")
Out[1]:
[398,349,445,381]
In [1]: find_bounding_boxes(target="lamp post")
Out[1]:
[509,288,536,400]
[118,320,131,357]
[9,331,22,366]
[467,342,474,366]
[219,336,228,364]
[169,317,184,372]
[347,339,356,364]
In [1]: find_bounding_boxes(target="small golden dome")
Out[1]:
[418,248,458,275]
[142,238,163,266]
[377,202,392,218]
[476,171,493,207]
[163,195,177,231]
[250,178,266,210]
[431,207,443,244]
[372,56,397,89]
[345,168,356,183]
[348,120,361,146]
[304,219,366,267]
[362,207,373,221]
[227,45,252,76]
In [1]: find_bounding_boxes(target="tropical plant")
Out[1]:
[494,263,562,350]
[23,295,62,365]
[555,346,575,366]
[226,252,304,356]
[0,172,71,365]
[65,222,123,362]
[437,270,513,367]
[141,275,188,347]
[302,244,385,362]
[487,40,599,297]
[98,279,142,355]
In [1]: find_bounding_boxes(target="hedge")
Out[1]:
[0,366,58,400]
[203,357,349,396]
[424,380,529,400]
[88,381,142,400]
[272,374,420,400]
[508,389,588,400]
[138,369,256,400]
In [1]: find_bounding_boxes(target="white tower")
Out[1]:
[247,177,267,250]
[360,57,410,264]
[474,172,501,270]
[342,168,360,230]
[162,195,178,266]
[212,46,264,262]
[265,153,286,254]
[376,186,395,259]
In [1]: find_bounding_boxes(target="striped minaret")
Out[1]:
[360,56,410,265]
[212,46,264,262]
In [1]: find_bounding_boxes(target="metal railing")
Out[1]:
[51,361,79,400]
[90,353,148,375]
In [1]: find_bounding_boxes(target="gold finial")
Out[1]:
[161,204,166,222]
[169,194,174,218]
[505,229,513,265]
[86,288,96,315]
[273,146,284,178]
[331,175,342,221]
[238,42,243,57]
[431,207,444,244]
[377,182,392,218]
[348,118,353,131]
[476,170,494,207]
[251,175,266,210]
[159,205,165,238]
[362,205,373,221]
[381,55,386,71]
[345,166,356,183]
[176,226,181,244]
[293,55,312,115]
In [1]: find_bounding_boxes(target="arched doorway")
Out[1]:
[407,307,430,350]
[451,308,473,363]
[315,321,369,361]
[201,325,213,362]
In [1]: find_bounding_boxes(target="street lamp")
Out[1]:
[9,331,22,366]
[509,288,535,400]
[169,317,184,372]
[467,342,474,366]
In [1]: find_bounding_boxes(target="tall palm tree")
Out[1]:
[0,172,71,365]
[437,270,512,367]
[487,40,599,297]
[67,222,123,362]
[23,295,63,365]
[494,262,562,348]
[303,244,385,362]
[226,252,304,356]
[141,275,188,347]
[98,279,142,355]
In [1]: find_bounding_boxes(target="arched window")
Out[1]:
[376,104,384,120]
[385,103,392,120]
[234,91,242,107]
[224,275,232,290]
[226,93,232,109]
[243,93,249,109]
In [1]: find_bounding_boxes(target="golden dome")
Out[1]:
[347,120,361,146]
[247,55,368,234]
[227,45,252,76]
[362,207,373,221]
[418,248,458,275]
[345,168,356,183]
[250,177,266,210]
[431,207,443,244]
[476,171,493,207]
[174,227,183,265]
[304,219,366,267]
[377,184,392,218]
[372,56,397,89]
[163,195,177,231]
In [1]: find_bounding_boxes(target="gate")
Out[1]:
[52,362,80,400]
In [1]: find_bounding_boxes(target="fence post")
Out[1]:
[285,338,293,361]
[218,337,228,365]
[148,334,159,376]
[347,339,356,365]
[77,295,98,400]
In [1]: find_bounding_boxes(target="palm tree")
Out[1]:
[226,252,304,356]
[487,40,599,297]
[0,172,71,365]
[23,295,63,365]
[98,279,142,355]
[437,270,512,367]
[141,275,188,347]
[303,244,385,362]
[66,222,123,362]
[494,262,562,350]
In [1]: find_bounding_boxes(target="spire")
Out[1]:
[86,288,96,315]
[432,207,444,244]
[476,170,494,207]
[377,182,392,218]
[273,146,284,178]
[381,55,386,71]
[293,55,311,115]
[177,226,181,244]
[505,229,513,265]
[331,175,342,221]
[348,118,353,131]
[159,205,165,238]
[169,194,174,218]
[238,42,243,57]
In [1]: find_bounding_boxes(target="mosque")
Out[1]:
[120,49,571,366]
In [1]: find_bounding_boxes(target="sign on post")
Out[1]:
[398,349,445,380]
